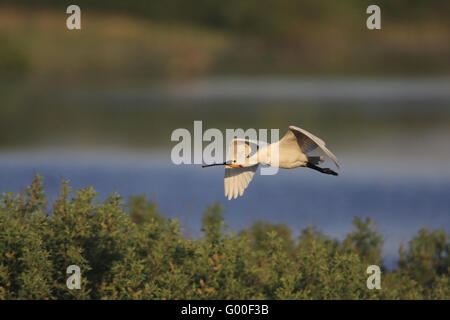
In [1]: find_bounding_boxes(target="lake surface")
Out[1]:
[1,149,449,269]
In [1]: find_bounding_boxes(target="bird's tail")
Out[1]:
[307,156,324,165]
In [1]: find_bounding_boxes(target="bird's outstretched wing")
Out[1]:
[224,138,260,200]
[279,126,340,168]
[224,165,258,200]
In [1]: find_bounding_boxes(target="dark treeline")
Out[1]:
[5,1,450,33]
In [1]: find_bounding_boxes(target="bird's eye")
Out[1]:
[233,160,236,163]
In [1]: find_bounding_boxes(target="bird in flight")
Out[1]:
[202,126,340,200]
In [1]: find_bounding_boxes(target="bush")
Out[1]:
[0,175,448,299]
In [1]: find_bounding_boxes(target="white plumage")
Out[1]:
[224,139,259,200]
[205,126,340,200]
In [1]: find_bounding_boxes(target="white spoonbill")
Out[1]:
[202,126,340,200]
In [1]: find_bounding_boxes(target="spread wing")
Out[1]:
[279,126,340,168]
[224,139,259,200]
[224,165,258,200]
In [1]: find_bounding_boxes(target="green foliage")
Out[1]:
[201,203,227,243]
[240,221,293,253]
[0,175,448,300]
[342,217,384,267]
[398,228,449,288]
[0,36,29,78]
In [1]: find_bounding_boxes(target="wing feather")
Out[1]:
[280,126,340,168]
[224,165,258,200]
[223,138,261,199]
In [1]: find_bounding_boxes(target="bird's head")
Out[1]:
[226,160,244,168]
[226,158,259,168]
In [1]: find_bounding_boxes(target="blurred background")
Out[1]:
[0,1,449,268]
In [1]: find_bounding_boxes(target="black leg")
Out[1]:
[306,162,338,176]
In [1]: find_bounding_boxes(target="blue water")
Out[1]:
[0,151,449,269]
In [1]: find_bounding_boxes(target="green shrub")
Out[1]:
[0,175,448,300]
